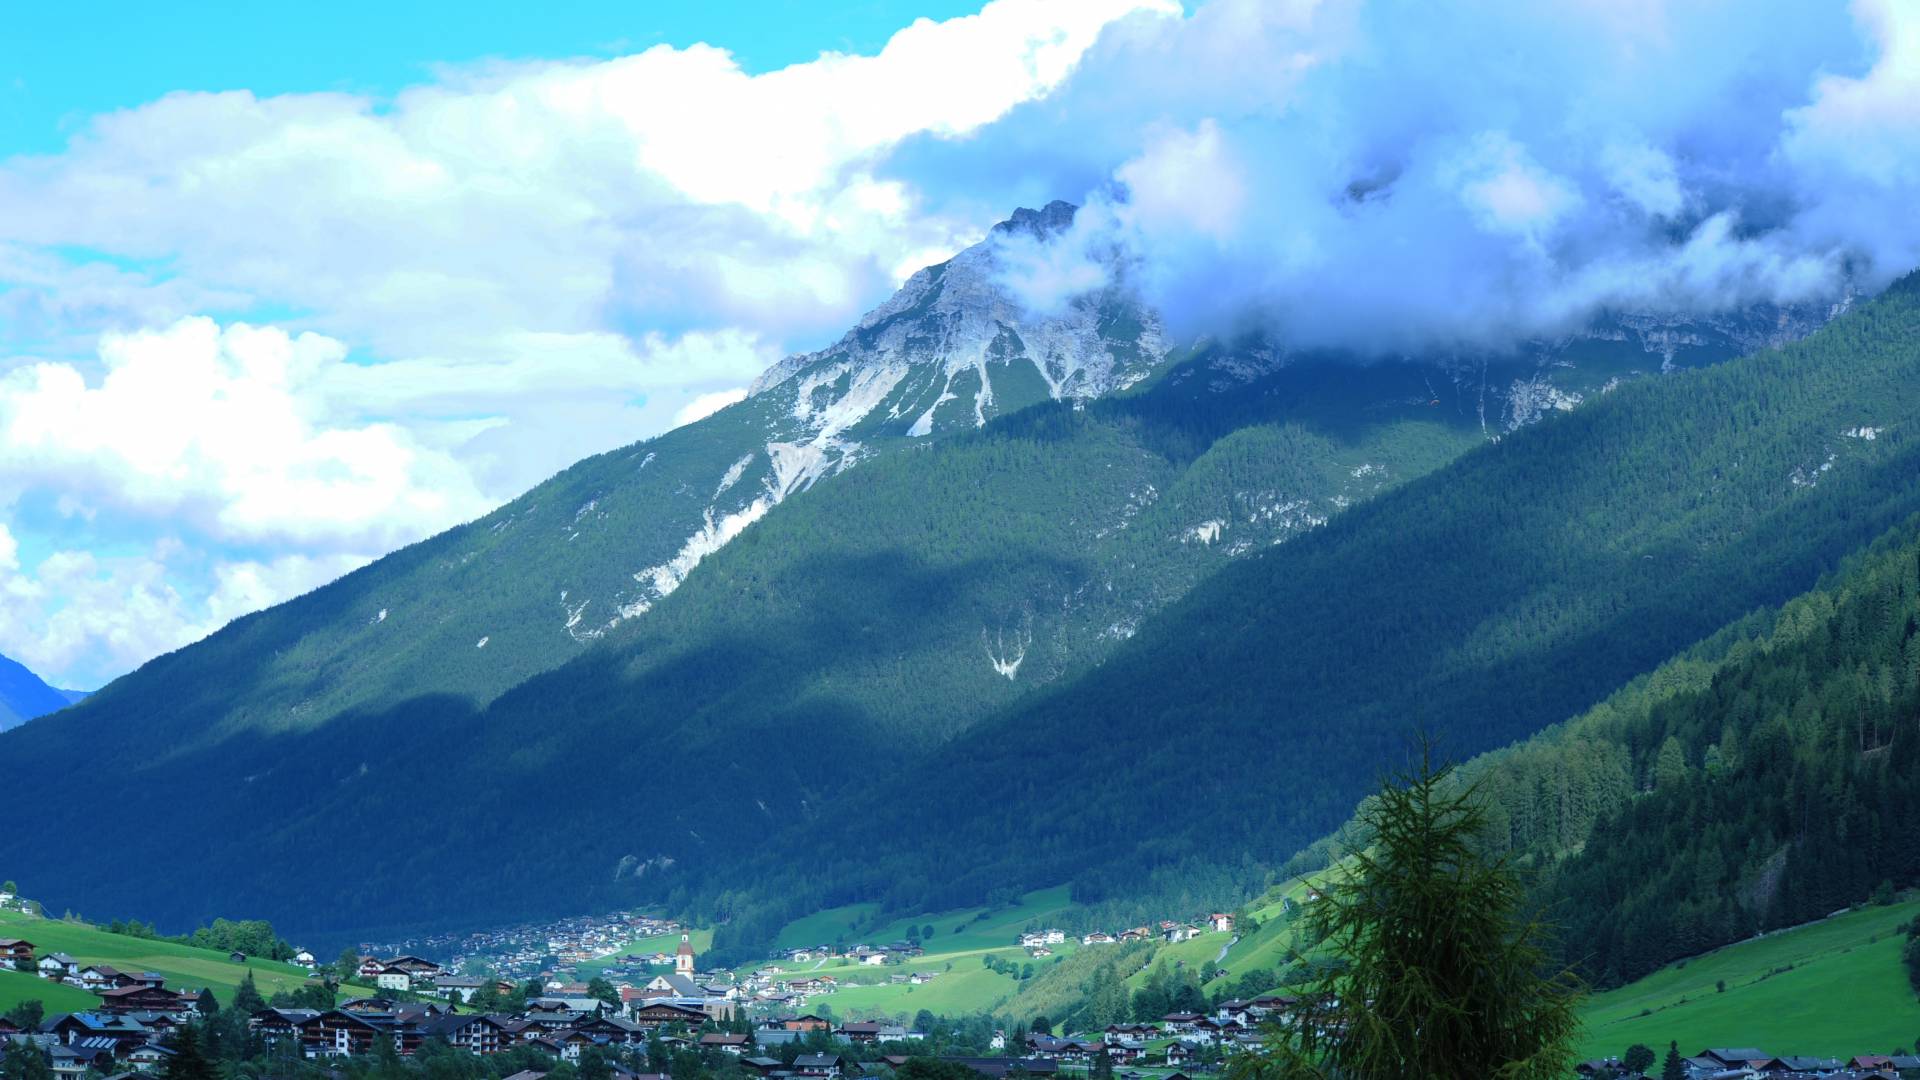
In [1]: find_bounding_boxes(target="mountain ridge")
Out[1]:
[0,651,79,732]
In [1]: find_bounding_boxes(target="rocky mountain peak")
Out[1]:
[989,200,1079,242]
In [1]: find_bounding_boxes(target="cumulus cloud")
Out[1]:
[673,388,750,429]
[0,0,1174,366]
[0,540,365,691]
[0,317,491,550]
[922,0,1909,351]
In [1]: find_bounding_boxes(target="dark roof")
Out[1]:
[937,1058,1060,1078]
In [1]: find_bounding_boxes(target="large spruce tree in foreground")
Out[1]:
[1250,751,1582,1080]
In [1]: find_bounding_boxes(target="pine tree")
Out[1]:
[232,971,266,1015]
[1661,1042,1686,1080]
[160,1021,217,1080]
[1254,748,1582,1080]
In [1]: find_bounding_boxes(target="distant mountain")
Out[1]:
[0,203,1850,942]
[0,652,78,732]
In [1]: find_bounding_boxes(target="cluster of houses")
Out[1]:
[370,912,684,982]
[14,946,211,1015]
[1021,915,1236,958]
[776,943,928,969]
[1011,995,1301,1069]
[1576,1048,1920,1079]
[0,943,223,1079]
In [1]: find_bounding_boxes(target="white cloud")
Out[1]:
[0,540,365,690]
[673,388,749,429]
[945,0,1905,350]
[0,0,1175,368]
[0,317,491,551]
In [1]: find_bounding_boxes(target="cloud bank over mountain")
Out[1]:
[926,0,1918,351]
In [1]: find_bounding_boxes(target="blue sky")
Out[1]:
[1,1,985,154]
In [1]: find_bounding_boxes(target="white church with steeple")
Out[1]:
[675,931,695,977]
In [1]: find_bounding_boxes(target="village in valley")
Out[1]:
[8,871,1920,1080]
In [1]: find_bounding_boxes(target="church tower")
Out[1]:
[675,932,695,977]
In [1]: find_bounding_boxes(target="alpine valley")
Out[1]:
[0,200,1905,983]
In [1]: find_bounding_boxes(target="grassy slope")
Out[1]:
[774,888,1078,956]
[766,880,1335,1021]
[0,911,324,1008]
[0,968,97,1013]
[763,889,1083,1018]
[1577,900,1920,1059]
[572,927,717,980]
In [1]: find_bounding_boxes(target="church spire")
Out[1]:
[675,931,695,977]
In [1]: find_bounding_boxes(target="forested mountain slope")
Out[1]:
[0,340,1606,936]
[1297,512,1920,991]
[0,204,1843,942]
[0,652,75,732]
[0,205,1173,756]
[695,273,1920,957]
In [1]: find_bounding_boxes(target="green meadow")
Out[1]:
[0,910,327,1009]
[1578,900,1920,1060]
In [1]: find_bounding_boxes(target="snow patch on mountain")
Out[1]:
[983,621,1033,681]
[714,454,754,498]
[1185,520,1225,545]
[641,499,775,600]
[1505,376,1582,430]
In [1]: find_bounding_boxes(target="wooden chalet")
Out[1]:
[97,985,186,1014]
[629,1001,706,1029]
[123,1044,177,1072]
[934,1059,1058,1079]
[698,1032,749,1053]
[0,938,33,966]
[793,1054,845,1078]
[298,1009,395,1057]
[249,1008,319,1050]
[422,1012,515,1055]
[571,1015,645,1046]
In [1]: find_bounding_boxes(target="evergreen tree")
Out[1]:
[232,971,267,1015]
[1623,1044,1654,1075]
[1255,749,1581,1080]
[1661,1042,1685,1080]
[160,1021,217,1080]
[0,1039,51,1080]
